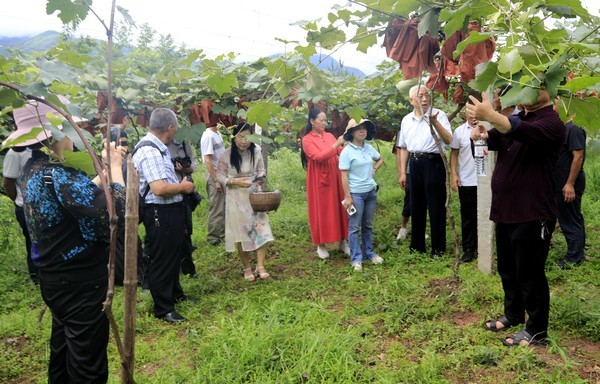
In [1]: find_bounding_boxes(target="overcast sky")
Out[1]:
[0,0,389,74]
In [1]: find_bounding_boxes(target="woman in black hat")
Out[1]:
[339,119,383,271]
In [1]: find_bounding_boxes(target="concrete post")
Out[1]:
[477,151,495,274]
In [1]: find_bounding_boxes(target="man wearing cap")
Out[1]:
[9,97,126,382]
[397,85,452,257]
[200,123,226,245]
[133,108,195,323]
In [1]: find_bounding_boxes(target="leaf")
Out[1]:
[0,89,24,108]
[417,8,439,38]
[468,62,498,92]
[500,85,538,108]
[395,79,418,95]
[454,32,494,59]
[567,96,600,133]
[562,76,600,92]
[307,27,346,49]
[497,49,524,75]
[1,128,45,150]
[46,0,90,26]
[36,57,78,85]
[543,66,569,98]
[354,27,377,54]
[115,87,141,102]
[175,123,203,145]
[344,106,366,122]
[245,101,284,128]
[62,150,95,175]
[545,0,590,20]
[206,72,239,96]
[393,0,427,17]
[440,3,470,36]
[116,5,136,27]
[178,50,204,67]
[295,45,317,61]
[246,133,274,145]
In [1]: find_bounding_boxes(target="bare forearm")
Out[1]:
[2,178,17,201]
[433,120,452,144]
[566,151,584,186]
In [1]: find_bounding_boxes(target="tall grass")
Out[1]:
[0,142,598,383]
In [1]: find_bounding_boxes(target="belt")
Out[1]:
[410,152,441,159]
[145,201,184,207]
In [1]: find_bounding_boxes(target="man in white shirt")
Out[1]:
[397,85,452,257]
[200,124,226,245]
[450,116,479,262]
[3,145,36,283]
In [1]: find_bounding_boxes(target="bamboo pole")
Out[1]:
[122,157,140,383]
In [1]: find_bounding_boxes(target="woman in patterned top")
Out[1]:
[12,98,126,383]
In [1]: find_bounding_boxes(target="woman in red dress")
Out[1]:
[301,108,350,259]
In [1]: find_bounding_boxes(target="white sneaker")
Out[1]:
[352,262,362,271]
[316,245,329,259]
[371,255,384,264]
[339,240,351,256]
[396,228,408,240]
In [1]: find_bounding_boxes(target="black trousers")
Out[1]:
[555,190,586,263]
[496,220,555,339]
[408,156,446,254]
[401,176,411,218]
[180,203,197,276]
[143,203,186,317]
[15,205,36,282]
[39,274,109,384]
[458,186,477,253]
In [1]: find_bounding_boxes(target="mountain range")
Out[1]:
[0,31,365,78]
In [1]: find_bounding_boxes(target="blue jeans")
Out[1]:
[348,188,377,264]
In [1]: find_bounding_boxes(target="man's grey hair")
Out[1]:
[149,108,177,133]
[409,85,431,99]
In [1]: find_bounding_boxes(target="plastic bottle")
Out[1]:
[474,139,488,176]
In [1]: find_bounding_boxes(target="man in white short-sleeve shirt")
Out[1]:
[397,85,452,256]
[3,146,37,283]
[450,116,478,262]
[200,125,226,245]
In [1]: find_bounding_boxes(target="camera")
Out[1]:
[185,190,204,211]
[173,156,192,168]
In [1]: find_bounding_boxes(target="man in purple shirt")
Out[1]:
[466,89,565,347]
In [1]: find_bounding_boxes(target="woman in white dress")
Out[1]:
[217,123,274,281]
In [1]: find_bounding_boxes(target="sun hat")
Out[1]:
[343,119,376,142]
[2,96,84,147]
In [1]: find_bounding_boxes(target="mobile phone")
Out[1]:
[342,200,357,216]
[347,205,357,216]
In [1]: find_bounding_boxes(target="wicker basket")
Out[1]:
[249,190,281,212]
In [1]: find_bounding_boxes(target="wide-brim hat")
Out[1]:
[2,96,84,148]
[343,119,376,142]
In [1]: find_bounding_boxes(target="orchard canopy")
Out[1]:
[0,0,599,160]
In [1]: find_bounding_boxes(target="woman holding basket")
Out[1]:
[217,123,274,281]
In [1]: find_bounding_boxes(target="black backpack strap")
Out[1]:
[181,140,189,158]
[132,141,166,198]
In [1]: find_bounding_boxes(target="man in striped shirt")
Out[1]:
[133,108,196,323]
[467,89,565,347]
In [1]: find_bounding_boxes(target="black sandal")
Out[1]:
[482,316,516,332]
[502,329,546,347]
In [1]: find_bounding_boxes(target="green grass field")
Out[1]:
[1,144,598,383]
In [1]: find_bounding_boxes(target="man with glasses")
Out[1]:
[133,108,196,323]
[397,85,452,257]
